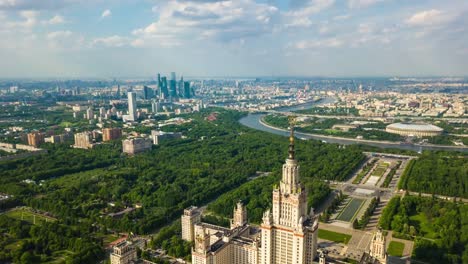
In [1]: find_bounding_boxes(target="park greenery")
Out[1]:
[0,214,104,263]
[149,221,192,261]
[0,108,365,263]
[294,106,360,116]
[381,161,401,188]
[398,152,467,198]
[353,197,379,229]
[319,191,346,223]
[263,114,404,142]
[352,158,377,184]
[378,195,467,264]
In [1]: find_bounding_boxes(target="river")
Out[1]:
[239,98,468,153]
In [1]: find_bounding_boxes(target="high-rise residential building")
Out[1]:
[99,107,106,117]
[9,86,19,93]
[122,138,152,154]
[27,132,45,147]
[86,107,94,120]
[151,100,159,113]
[73,132,94,149]
[127,92,137,121]
[182,127,319,264]
[102,128,122,141]
[110,240,137,264]
[181,206,201,241]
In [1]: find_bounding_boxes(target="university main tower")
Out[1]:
[260,124,319,264]
[181,121,319,264]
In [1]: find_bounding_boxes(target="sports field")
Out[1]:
[5,208,56,225]
[336,198,364,222]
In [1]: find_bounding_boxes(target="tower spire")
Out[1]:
[288,116,296,160]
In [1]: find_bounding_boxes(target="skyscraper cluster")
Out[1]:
[157,72,194,100]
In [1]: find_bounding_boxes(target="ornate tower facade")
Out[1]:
[192,225,211,264]
[231,201,248,229]
[260,124,319,264]
[370,229,387,264]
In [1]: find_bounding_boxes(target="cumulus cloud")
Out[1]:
[348,0,383,9]
[0,0,73,10]
[405,9,453,27]
[46,15,65,25]
[0,10,39,31]
[47,30,72,39]
[333,14,350,21]
[285,0,334,17]
[92,35,128,47]
[101,9,111,18]
[132,0,279,47]
[294,37,343,49]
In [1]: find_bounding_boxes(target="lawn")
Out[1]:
[409,213,438,239]
[318,229,351,244]
[387,241,405,257]
[371,163,389,177]
[5,208,56,225]
[337,198,364,222]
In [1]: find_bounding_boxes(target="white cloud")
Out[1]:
[1,10,38,31]
[294,37,343,49]
[405,9,453,27]
[286,0,334,17]
[45,30,86,51]
[47,30,72,39]
[101,9,111,18]
[46,15,65,25]
[0,0,16,8]
[333,14,350,21]
[92,35,128,47]
[285,17,312,28]
[133,0,280,47]
[348,0,383,9]
[358,23,374,34]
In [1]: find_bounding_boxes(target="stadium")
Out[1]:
[386,123,444,137]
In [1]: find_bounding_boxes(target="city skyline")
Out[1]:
[0,0,467,78]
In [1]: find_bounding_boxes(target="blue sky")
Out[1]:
[0,0,467,78]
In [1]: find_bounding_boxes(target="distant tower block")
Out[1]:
[110,240,137,264]
[181,206,201,242]
[370,228,387,264]
[127,92,137,121]
[194,225,210,254]
[230,201,247,229]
